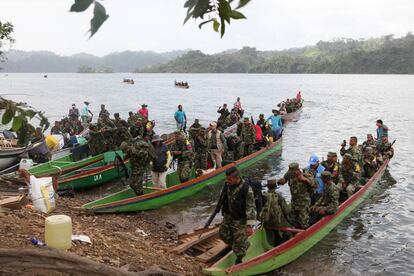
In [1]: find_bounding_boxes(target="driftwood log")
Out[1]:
[0,248,181,276]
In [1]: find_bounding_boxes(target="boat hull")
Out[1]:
[281,106,303,123]
[204,160,390,275]
[83,138,283,213]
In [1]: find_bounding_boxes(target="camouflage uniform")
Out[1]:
[193,128,208,170]
[260,189,291,228]
[284,163,315,229]
[188,121,202,142]
[220,179,257,262]
[226,135,244,161]
[338,155,361,198]
[313,172,339,215]
[88,125,105,155]
[237,121,256,156]
[320,160,341,184]
[377,140,394,160]
[362,147,378,178]
[113,118,132,147]
[170,137,193,183]
[121,140,155,195]
[340,145,363,166]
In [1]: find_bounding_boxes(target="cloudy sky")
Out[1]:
[1,0,413,56]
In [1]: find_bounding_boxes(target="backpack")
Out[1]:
[244,177,264,215]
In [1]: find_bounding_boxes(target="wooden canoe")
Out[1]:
[57,151,129,191]
[203,159,390,275]
[82,137,283,213]
[281,105,303,123]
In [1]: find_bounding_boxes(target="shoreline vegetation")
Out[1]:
[1,33,414,74]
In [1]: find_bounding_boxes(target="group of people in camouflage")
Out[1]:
[218,119,394,265]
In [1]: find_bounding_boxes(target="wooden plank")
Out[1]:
[196,240,229,263]
[0,195,27,209]
[171,227,219,254]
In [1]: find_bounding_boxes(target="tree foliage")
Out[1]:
[69,0,250,38]
[0,21,14,61]
[0,97,50,146]
[140,33,414,74]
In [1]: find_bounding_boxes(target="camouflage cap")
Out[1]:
[288,162,299,171]
[267,179,277,189]
[343,153,353,159]
[120,141,129,151]
[365,146,373,151]
[321,171,331,178]
[327,152,337,157]
[243,117,250,121]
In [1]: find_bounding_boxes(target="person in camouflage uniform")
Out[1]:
[321,152,341,184]
[170,131,193,183]
[88,123,105,155]
[362,134,376,149]
[309,171,339,225]
[362,146,378,178]
[226,134,244,161]
[98,104,110,120]
[193,127,208,171]
[340,136,363,166]
[237,117,256,156]
[217,104,230,129]
[377,135,394,161]
[188,119,202,142]
[338,153,361,198]
[120,140,154,196]
[113,113,131,147]
[97,113,117,151]
[219,167,256,264]
[261,179,292,245]
[278,163,316,229]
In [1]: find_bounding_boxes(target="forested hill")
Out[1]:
[139,33,414,74]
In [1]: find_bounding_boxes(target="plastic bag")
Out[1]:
[29,175,56,213]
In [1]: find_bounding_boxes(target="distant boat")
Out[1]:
[123,78,134,84]
[174,81,189,89]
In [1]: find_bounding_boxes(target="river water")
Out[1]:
[1,73,413,275]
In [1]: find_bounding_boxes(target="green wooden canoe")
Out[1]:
[27,153,104,178]
[82,138,283,213]
[58,151,130,191]
[203,159,390,275]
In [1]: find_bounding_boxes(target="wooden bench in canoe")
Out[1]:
[203,159,390,275]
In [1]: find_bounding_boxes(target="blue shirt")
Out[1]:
[174,110,186,123]
[376,125,388,141]
[267,115,283,131]
[81,105,90,117]
[305,164,326,194]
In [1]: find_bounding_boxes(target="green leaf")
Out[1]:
[70,0,94,12]
[236,0,251,9]
[183,10,194,24]
[213,20,220,32]
[89,1,109,37]
[220,18,226,38]
[229,10,246,19]
[11,116,23,131]
[198,19,214,29]
[218,0,232,24]
[1,109,14,124]
[184,0,197,8]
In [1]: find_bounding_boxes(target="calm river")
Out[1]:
[0,73,413,275]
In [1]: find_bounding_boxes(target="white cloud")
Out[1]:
[1,0,413,55]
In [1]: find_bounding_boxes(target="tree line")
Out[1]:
[139,33,414,74]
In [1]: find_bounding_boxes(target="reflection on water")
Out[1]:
[1,73,413,274]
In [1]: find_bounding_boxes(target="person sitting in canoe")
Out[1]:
[377,135,394,162]
[260,179,293,245]
[309,171,339,225]
[277,163,316,229]
[321,152,341,184]
[220,167,257,265]
[362,147,379,179]
[338,153,361,201]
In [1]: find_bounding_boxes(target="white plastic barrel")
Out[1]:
[45,215,72,250]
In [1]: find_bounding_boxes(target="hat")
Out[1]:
[120,142,129,151]
[344,153,353,159]
[308,154,320,166]
[243,117,250,121]
[72,103,76,106]
[365,146,373,151]
[141,104,148,107]
[327,152,337,157]
[84,101,90,105]
[288,162,299,171]
[321,171,331,178]
[151,135,163,143]
[225,166,239,177]
[210,122,217,128]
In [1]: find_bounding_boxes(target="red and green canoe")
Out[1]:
[82,137,283,213]
[203,159,390,275]
[57,151,129,191]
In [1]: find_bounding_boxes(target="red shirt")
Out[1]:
[255,125,263,142]
[138,108,148,119]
